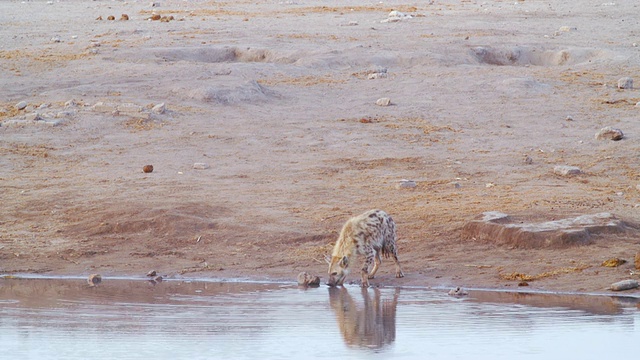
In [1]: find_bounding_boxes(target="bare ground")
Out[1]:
[1,0,640,295]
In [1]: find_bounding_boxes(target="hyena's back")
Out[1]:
[347,209,397,255]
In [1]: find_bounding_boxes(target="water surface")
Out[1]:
[1,278,638,359]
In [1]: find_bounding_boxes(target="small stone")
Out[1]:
[25,113,41,121]
[87,274,102,286]
[193,162,210,170]
[142,165,154,173]
[107,15,116,21]
[554,165,582,176]
[50,36,61,43]
[151,2,160,7]
[595,126,623,141]
[368,72,388,79]
[38,103,50,110]
[523,155,533,164]
[92,101,117,113]
[96,16,103,20]
[610,279,639,291]
[152,102,166,114]
[64,99,77,108]
[15,101,28,110]
[120,14,129,21]
[150,14,161,21]
[617,77,633,89]
[146,270,157,277]
[297,272,321,287]
[395,179,417,189]
[376,97,392,106]
[448,287,469,296]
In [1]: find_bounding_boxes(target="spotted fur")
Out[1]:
[327,209,404,287]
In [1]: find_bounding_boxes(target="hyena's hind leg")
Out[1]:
[360,245,376,287]
[386,243,404,278]
[368,250,382,279]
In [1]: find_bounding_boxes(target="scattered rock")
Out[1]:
[297,272,321,287]
[602,258,627,267]
[24,113,41,121]
[120,14,129,21]
[146,270,157,277]
[381,10,412,23]
[553,165,582,176]
[523,155,533,164]
[50,36,61,43]
[15,101,28,110]
[87,274,102,286]
[395,179,417,189]
[376,97,392,106]
[617,77,633,89]
[150,14,161,21]
[107,15,116,21]
[193,162,210,170]
[610,279,639,291]
[595,126,623,141]
[64,99,77,108]
[152,102,166,114]
[96,16,103,21]
[151,2,161,7]
[448,287,469,296]
[143,165,154,173]
[368,72,388,79]
[463,212,630,249]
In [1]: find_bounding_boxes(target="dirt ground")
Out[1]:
[2,0,640,295]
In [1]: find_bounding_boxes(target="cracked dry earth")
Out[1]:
[1,0,640,295]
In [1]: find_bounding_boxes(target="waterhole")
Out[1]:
[1,277,638,359]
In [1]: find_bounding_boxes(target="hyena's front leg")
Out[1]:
[368,250,382,279]
[361,245,375,287]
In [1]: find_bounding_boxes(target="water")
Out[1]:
[1,277,638,359]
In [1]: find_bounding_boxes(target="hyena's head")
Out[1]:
[327,255,349,287]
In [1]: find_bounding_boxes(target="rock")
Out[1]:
[146,270,157,277]
[635,252,640,270]
[92,101,117,113]
[96,16,103,21]
[523,155,533,164]
[142,165,154,173]
[448,287,469,297]
[297,272,321,287]
[610,279,639,291]
[617,77,633,89]
[462,212,629,249]
[50,36,61,43]
[554,165,582,176]
[595,126,623,141]
[602,258,627,267]
[150,14,161,21]
[193,162,209,170]
[24,113,41,121]
[151,2,161,7]
[395,179,417,189]
[15,101,28,110]
[152,102,166,114]
[381,10,412,23]
[376,97,392,106]
[64,99,77,108]
[107,15,116,21]
[368,72,388,79]
[87,274,102,286]
[120,14,129,21]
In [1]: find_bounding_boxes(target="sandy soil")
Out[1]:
[2,0,640,294]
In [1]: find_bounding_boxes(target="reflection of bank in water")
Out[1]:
[328,287,399,350]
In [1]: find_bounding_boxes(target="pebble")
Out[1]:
[595,126,623,141]
[368,72,388,79]
[448,287,469,296]
[376,97,392,106]
[15,101,28,110]
[146,270,157,277]
[381,10,412,23]
[396,179,417,189]
[152,102,166,114]
[193,162,210,170]
[64,99,77,108]
[610,279,639,291]
[553,165,582,176]
[617,77,633,89]
[143,165,154,173]
[50,36,61,43]
[120,14,129,21]
[107,15,116,21]
[87,274,102,286]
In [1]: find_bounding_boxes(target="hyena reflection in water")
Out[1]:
[326,209,404,287]
[328,287,400,350]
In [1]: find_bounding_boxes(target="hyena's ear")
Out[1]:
[340,256,349,267]
[324,255,332,264]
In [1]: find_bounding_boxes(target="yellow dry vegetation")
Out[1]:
[258,74,346,86]
[500,265,590,282]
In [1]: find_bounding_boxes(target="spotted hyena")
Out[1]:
[327,209,404,287]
